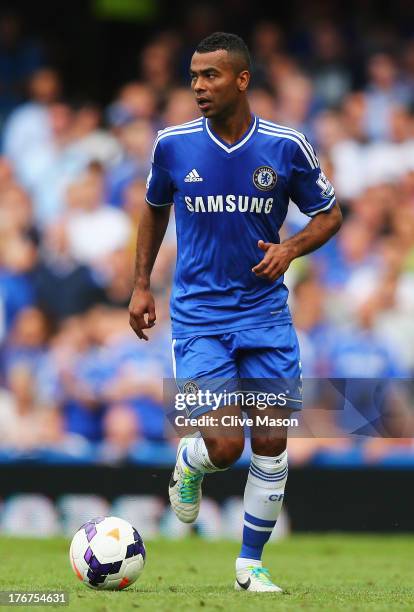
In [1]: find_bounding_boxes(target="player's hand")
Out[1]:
[252,240,294,281]
[128,288,156,341]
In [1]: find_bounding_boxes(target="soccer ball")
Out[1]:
[69,516,145,590]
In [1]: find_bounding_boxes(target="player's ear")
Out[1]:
[237,70,250,92]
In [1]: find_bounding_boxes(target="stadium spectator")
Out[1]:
[98,247,134,308]
[2,68,61,175]
[140,41,176,99]
[32,101,93,225]
[162,88,198,127]
[248,89,277,122]
[0,183,37,239]
[292,274,334,377]
[64,165,132,267]
[363,52,412,141]
[1,364,50,449]
[0,230,37,336]
[122,178,147,225]
[99,402,141,463]
[32,222,105,321]
[251,22,285,67]
[308,21,351,107]
[107,82,157,128]
[0,12,45,120]
[105,118,153,207]
[67,101,122,168]
[274,72,315,135]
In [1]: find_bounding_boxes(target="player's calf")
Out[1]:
[203,435,245,468]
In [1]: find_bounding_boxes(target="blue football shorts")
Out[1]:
[171,324,302,418]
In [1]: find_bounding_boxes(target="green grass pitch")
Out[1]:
[1,535,413,611]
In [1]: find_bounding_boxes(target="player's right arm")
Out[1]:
[129,137,174,341]
[129,204,170,340]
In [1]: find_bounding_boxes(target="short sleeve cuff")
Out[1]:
[145,197,173,208]
[303,195,336,217]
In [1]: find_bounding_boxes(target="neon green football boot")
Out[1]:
[168,438,204,523]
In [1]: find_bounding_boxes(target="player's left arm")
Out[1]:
[253,139,342,281]
[252,204,342,281]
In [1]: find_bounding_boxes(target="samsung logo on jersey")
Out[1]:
[184,195,274,214]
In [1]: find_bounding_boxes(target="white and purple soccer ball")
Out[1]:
[69,516,146,590]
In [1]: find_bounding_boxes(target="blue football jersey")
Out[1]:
[146,115,336,338]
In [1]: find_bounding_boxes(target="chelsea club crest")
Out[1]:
[253,166,277,191]
[183,380,200,395]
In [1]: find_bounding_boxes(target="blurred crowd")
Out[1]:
[0,11,414,465]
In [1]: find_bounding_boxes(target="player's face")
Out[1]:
[190,50,249,119]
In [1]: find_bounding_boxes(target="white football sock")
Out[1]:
[236,557,262,571]
[179,436,225,474]
[238,450,288,561]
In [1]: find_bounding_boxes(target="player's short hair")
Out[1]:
[195,32,251,72]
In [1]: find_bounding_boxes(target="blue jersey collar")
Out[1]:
[205,115,257,153]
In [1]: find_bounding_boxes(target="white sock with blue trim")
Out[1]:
[236,450,288,570]
[179,436,224,474]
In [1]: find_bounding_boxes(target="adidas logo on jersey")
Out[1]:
[184,169,203,182]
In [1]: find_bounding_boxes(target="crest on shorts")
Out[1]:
[253,166,277,191]
[183,380,199,395]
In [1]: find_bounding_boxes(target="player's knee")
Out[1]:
[251,436,287,457]
[205,436,244,468]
